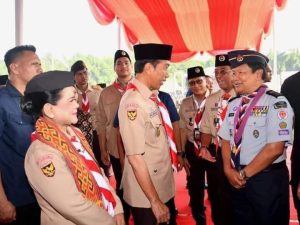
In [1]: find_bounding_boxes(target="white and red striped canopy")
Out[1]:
[88,0,287,62]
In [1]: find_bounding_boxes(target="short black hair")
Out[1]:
[134,59,161,73]
[247,62,267,81]
[21,89,62,120]
[4,45,36,73]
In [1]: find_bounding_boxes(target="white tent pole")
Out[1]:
[117,18,121,49]
[15,0,24,46]
[272,8,279,87]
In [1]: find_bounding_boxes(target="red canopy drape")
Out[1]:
[88,0,287,62]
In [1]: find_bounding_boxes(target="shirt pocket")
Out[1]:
[9,113,33,126]
[246,117,266,141]
[146,116,163,145]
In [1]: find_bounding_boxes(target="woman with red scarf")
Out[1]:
[21,71,124,225]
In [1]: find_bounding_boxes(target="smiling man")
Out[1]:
[179,66,208,225]
[200,54,235,225]
[118,43,177,225]
[218,50,294,225]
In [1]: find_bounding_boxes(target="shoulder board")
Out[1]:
[266,90,283,98]
[228,96,239,103]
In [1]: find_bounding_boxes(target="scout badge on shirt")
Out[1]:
[156,126,160,137]
[127,110,137,121]
[253,129,259,138]
[37,154,55,177]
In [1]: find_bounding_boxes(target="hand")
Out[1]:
[0,199,16,223]
[177,155,185,171]
[101,150,111,166]
[198,147,216,162]
[224,168,246,189]
[183,158,191,176]
[150,199,170,224]
[114,213,125,225]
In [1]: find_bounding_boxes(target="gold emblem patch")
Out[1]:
[127,110,137,121]
[41,162,55,177]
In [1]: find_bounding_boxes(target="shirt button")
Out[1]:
[153,169,158,173]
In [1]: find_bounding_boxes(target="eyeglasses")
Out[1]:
[188,79,203,86]
[214,69,232,77]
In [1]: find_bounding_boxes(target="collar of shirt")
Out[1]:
[74,84,93,94]
[5,81,23,97]
[131,78,153,99]
[220,88,236,98]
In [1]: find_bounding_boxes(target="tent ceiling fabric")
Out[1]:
[88,0,287,62]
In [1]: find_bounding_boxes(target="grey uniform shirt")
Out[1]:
[218,90,294,165]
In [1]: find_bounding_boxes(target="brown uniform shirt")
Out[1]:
[25,140,123,225]
[118,79,175,207]
[96,85,122,158]
[75,85,102,131]
[200,89,236,142]
[179,95,205,143]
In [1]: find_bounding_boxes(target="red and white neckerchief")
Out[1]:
[149,93,178,172]
[214,92,231,149]
[113,77,133,95]
[70,136,116,216]
[126,83,178,172]
[193,95,206,155]
[81,92,90,113]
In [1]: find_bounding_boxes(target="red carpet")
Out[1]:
[110,146,298,224]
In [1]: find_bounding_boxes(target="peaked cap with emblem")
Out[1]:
[133,43,173,61]
[25,71,75,94]
[228,50,269,69]
[215,54,230,67]
[187,66,206,80]
[114,49,131,64]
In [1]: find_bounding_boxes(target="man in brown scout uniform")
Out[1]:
[118,43,177,225]
[71,60,103,164]
[97,50,133,224]
[179,66,208,225]
[200,54,235,225]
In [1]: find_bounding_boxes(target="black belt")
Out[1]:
[240,160,286,172]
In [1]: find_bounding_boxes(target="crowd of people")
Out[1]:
[0,44,298,225]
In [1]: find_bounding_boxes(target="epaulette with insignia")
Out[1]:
[228,96,239,103]
[266,90,282,98]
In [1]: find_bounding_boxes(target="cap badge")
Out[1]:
[121,51,126,56]
[219,55,225,61]
[237,55,243,62]
[195,67,200,73]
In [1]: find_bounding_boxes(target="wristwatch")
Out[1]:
[177,151,186,158]
[239,169,249,180]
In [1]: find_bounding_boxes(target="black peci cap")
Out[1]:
[25,71,74,94]
[215,54,230,67]
[187,66,206,80]
[133,43,172,61]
